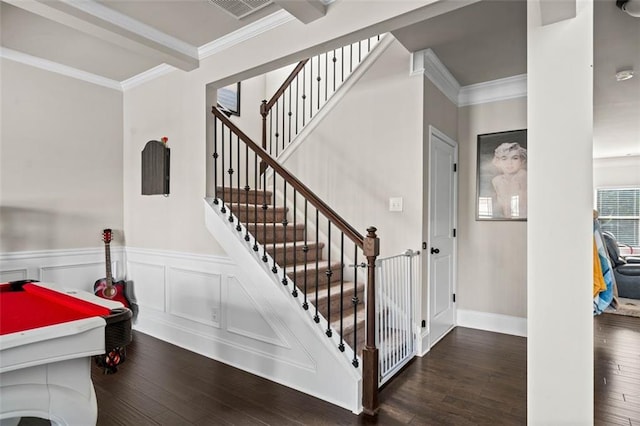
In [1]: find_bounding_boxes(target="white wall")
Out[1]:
[457,98,527,319]
[265,63,297,100]
[277,39,423,258]
[205,74,266,198]
[527,0,593,423]
[123,70,220,254]
[120,0,468,255]
[593,155,640,189]
[0,59,123,252]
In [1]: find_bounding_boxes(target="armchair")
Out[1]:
[602,231,640,299]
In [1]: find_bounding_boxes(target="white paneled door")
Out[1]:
[428,127,458,348]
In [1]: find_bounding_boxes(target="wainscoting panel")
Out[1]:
[126,260,166,312]
[204,199,362,413]
[0,269,28,283]
[0,248,124,292]
[167,266,222,328]
[226,275,289,347]
[40,262,105,291]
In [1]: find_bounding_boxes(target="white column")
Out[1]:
[527,0,594,425]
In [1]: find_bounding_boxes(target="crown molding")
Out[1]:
[2,8,293,91]
[199,9,295,59]
[458,74,527,106]
[121,64,176,91]
[412,48,528,107]
[411,48,460,106]
[0,47,122,91]
[61,0,198,59]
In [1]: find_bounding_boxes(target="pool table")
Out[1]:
[0,281,132,426]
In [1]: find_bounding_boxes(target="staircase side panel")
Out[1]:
[173,199,361,412]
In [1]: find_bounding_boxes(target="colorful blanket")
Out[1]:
[593,220,616,315]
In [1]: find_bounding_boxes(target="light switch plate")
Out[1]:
[389,197,403,212]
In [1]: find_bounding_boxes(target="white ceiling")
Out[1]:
[1,0,638,158]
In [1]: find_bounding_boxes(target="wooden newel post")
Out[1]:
[362,226,380,416]
[259,100,268,175]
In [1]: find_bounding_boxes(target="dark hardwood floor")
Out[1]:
[91,326,527,425]
[18,313,639,425]
[594,313,640,426]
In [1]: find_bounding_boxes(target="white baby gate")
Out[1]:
[375,249,420,386]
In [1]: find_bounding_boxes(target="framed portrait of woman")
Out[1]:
[476,129,527,221]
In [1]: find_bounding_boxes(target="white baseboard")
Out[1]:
[456,309,527,337]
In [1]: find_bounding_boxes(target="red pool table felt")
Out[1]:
[0,283,111,336]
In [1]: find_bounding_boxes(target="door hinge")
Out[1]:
[422,242,427,250]
[452,228,456,237]
[453,163,457,172]
[453,293,456,303]
[421,320,426,328]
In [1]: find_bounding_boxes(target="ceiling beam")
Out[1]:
[539,0,577,25]
[272,0,326,24]
[3,0,199,71]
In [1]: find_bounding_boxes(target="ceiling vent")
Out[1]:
[207,0,273,19]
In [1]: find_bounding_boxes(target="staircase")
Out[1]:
[216,186,366,351]
[206,35,388,415]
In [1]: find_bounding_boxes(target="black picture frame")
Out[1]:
[476,129,527,221]
[217,82,241,116]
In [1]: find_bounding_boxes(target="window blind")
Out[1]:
[596,188,640,246]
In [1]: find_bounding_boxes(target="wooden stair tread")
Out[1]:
[308,281,363,300]
[330,304,365,334]
[271,241,324,249]
[216,186,273,196]
[216,186,366,352]
[282,259,342,271]
[285,261,344,287]
[232,204,287,212]
[246,222,305,229]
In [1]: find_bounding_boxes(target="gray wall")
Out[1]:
[457,98,528,318]
[1,59,124,251]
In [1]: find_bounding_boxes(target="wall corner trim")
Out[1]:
[412,48,460,106]
[456,309,527,337]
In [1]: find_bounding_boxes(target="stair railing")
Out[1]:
[212,106,380,415]
[260,35,382,163]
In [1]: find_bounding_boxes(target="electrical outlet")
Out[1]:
[389,197,403,212]
[211,307,219,323]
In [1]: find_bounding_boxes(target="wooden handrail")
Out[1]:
[212,106,364,247]
[263,59,309,114]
